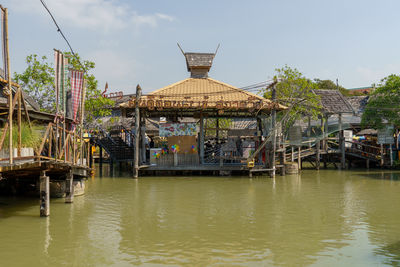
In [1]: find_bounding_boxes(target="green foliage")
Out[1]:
[14,53,114,123]
[263,66,322,131]
[313,79,350,96]
[361,74,400,128]
[14,55,55,112]
[1,122,43,149]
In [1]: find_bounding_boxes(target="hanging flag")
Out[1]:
[70,69,84,122]
[54,50,61,114]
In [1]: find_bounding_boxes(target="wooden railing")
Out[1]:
[34,122,90,166]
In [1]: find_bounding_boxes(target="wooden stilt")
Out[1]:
[99,146,103,175]
[380,144,384,167]
[316,140,320,170]
[65,169,74,203]
[297,146,301,170]
[40,171,50,217]
[133,85,142,178]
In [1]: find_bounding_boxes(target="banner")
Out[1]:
[70,70,84,122]
[54,50,69,115]
[159,123,197,137]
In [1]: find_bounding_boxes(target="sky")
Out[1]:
[3,0,400,94]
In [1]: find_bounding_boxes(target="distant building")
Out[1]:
[346,86,374,95]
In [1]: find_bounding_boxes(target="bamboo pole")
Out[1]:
[17,89,21,157]
[4,8,13,164]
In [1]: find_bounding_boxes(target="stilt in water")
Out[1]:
[40,171,50,217]
[65,169,74,203]
[99,146,103,176]
[316,140,320,170]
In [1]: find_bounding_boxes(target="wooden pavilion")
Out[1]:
[120,51,285,176]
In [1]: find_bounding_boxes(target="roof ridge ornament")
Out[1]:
[177,43,219,78]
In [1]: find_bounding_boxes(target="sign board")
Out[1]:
[288,126,302,146]
[377,126,394,144]
[344,130,353,148]
[160,123,197,137]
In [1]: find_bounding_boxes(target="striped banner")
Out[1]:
[70,70,84,122]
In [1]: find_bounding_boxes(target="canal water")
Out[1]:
[1,169,400,266]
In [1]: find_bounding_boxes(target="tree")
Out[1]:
[263,66,322,132]
[313,79,350,96]
[14,54,55,112]
[14,53,114,122]
[361,74,400,129]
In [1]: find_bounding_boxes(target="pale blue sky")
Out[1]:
[3,0,400,94]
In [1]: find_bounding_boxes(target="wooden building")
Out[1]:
[120,51,285,176]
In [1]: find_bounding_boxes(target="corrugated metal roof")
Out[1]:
[121,78,286,111]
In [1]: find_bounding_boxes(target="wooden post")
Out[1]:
[320,117,325,151]
[199,114,205,164]
[366,159,370,169]
[380,144,384,167]
[271,83,277,178]
[65,169,74,203]
[297,146,301,170]
[316,140,320,170]
[291,146,294,162]
[17,89,21,157]
[339,113,345,169]
[140,118,146,164]
[307,116,311,149]
[133,85,142,178]
[390,145,393,167]
[99,146,103,175]
[40,171,50,217]
[4,9,13,164]
[324,115,329,151]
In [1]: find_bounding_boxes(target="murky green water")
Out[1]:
[1,169,400,266]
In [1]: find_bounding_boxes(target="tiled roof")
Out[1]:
[120,78,286,112]
[313,89,353,114]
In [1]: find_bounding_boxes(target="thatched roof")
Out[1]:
[313,90,353,114]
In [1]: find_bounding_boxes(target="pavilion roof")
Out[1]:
[120,77,286,114]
